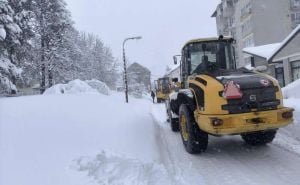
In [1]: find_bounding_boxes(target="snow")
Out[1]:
[243,43,281,59]
[74,151,170,185]
[0,57,22,76]
[282,79,300,99]
[1,83,300,185]
[243,64,254,70]
[243,25,300,61]
[86,79,111,96]
[166,64,180,75]
[0,56,21,93]
[44,79,110,95]
[0,93,164,185]
[0,24,6,41]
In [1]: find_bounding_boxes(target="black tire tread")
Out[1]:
[179,104,208,154]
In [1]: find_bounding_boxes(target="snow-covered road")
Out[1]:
[151,103,300,185]
[1,93,300,185]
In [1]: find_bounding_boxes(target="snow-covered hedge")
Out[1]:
[282,79,300,99]
[44,79,111,95]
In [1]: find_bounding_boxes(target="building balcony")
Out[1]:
[290,5,300,11]
[290,0,300,10]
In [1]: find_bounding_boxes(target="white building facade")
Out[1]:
[212,0,300,67]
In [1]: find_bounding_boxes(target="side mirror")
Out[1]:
[173,56,178,65]
[172,78,178,83]
[254,65,268,72]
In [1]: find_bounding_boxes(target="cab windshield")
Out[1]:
[188,41,236,75]
[158,78,170,89]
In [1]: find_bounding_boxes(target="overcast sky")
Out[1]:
[65,0,220,78]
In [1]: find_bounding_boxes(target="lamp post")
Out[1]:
[123,36,142,103]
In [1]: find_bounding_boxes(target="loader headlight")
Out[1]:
[211,118,223,127]
[282,112,293,119]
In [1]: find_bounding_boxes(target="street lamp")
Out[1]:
[123,36,142,103]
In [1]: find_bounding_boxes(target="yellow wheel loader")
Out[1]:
[166,36,294,154]
[155,77,172,103]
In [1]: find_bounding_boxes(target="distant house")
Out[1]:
[165,64,180,80]
[127,62,151,91]
[243,25,300,87]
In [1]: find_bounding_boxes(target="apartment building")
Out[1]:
[212,0,300,67]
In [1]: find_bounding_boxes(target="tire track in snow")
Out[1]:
[150,103,300,185]
[151,114,207,185]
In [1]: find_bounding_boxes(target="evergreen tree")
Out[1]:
[0,0,120,95]
[33,0,73,92]
[0,0,22,93]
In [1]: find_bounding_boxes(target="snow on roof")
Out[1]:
[243,25,300,61]
[268,24,300,61]
[165,64,180,76]
[243,43,281,59]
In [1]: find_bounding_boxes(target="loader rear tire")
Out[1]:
[241,130,277,145]
[168,109,179,132]
[179,104,208,154]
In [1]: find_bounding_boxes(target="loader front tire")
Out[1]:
[179,104,208,154]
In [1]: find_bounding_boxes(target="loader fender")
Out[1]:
[169,89,196,115]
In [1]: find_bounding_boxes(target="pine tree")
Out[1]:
[0,0,22,93]
[33,0,74,92]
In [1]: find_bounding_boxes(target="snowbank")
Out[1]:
[73,151,170,185]
[44,79,110,95]
[0,93,161,185]
[282,79,300,99]
[86,79,111,96]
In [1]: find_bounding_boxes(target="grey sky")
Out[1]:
[65,0,220,78]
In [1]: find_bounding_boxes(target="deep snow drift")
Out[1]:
[283,79,300,99]
[0,93,169,185]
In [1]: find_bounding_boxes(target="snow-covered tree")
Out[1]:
[1,0,120,95]
[0,0,22,93]
[32,0,74,92]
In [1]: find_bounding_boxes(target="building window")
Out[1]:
[291,0,300,7]
[291,60,300,82]
[291,12,300,23]
[241,18,253,36]
[228,17,235,27]
[241,2,252,18]
[243,34,254,48]
[275,67,285,87]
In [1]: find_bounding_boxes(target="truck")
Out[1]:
[166,36,294,154]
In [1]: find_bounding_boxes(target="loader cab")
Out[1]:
[179,37,236,85]
[155,77,172,103]
[156,77,171,93]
